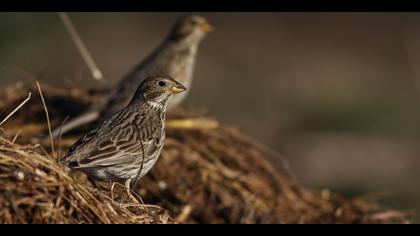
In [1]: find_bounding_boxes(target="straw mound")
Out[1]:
[0,82,413,224]
[0,136,172,224]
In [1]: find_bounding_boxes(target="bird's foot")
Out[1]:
[123,179,139,204]
[87,177,99,189]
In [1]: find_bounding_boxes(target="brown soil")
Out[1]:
[0,82,413,224]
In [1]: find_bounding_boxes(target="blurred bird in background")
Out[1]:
[51,14,213,138]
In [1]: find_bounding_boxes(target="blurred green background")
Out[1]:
[1,12,419,221]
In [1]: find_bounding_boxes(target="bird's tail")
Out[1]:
[50,110,99,139]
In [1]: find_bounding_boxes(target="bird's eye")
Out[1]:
[158,81,166,87]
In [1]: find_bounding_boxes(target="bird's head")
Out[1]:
[169,15,214,44]
[132,75,187,107]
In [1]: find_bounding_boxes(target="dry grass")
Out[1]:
[0,136,171,224]
[0,82,414,224]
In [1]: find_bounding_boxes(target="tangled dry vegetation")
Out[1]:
[0,81,414,224]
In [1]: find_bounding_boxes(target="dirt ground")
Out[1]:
[0,82,414,223]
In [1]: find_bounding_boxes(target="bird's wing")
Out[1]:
[60,124,102,163]
[76,119,163,168]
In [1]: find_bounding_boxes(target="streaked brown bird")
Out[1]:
[52,15,213,138]
[60,75,186,193]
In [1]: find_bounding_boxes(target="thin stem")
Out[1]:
[36,81,56,159]
[58,12,103,81]
[0,92,31,126]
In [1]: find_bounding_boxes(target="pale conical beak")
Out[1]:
[200,21,214,33]
[170,83,187,94]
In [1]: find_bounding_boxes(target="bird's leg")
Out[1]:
[110,182,116,201]
[125,179,140,204]
[87,176,99,189]
[166,118,219,130]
